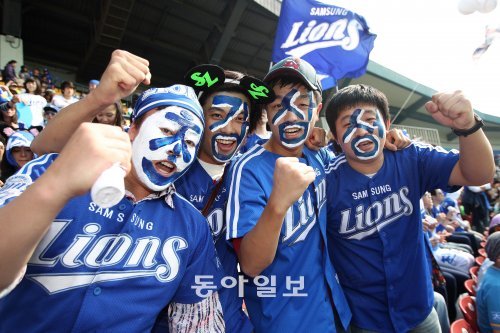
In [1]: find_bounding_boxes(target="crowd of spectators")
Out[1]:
[0,60,132,182]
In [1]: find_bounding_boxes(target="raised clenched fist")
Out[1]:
[270,157,316,213]
[49,123,132,199]
[424,91,475,130]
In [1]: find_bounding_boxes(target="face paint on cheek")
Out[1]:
[274,90,316,148]
[132,107,202,191]
[209,95,249,162]
[342,109,386,160]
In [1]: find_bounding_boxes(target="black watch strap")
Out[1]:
[452,114,484,137]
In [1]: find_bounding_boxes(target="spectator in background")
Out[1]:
[40,68,53,87]
[88,79,99,92]
[0,138,5,186]
[476,231,500,333]
[18,65,31,81]
[0,139,4,162]
[18,78,47,127]
[0,130,36,183]
[422,192,475,274]
[462,184,492,234]
[51,81,78,109]
[43,89,55,104]
[2,60,18,84]
[239,107,271,154]
[486,180,499,215]
[92,101,123,128]
[40,82,49,94]
[42,104,60,126]
[0,96,20,133]
[30,68,41,82]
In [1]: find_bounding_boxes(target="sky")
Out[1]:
[332,0,500,117]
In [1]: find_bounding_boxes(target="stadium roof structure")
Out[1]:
[2,0,499,151]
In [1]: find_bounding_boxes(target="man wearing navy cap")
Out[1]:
[225,56,351,333]
[0,50,224,332]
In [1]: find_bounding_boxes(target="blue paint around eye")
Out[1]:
[272,89,316,127]
[374,112,386,138]
[208,95,249,133]
[165,110,202,134]
[342,109,385,143]
[342,109,385,159]
[271,89,306,124]
[149,110,203,164]
[306,91,315,120]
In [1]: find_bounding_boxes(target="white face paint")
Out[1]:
[132,106,203,191]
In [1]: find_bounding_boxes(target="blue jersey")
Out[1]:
[175,159,253,333]
[325,143,459,333]
[0,154,222,332]
[226,145,351,333]
[477,266,500,333]
[239,133,269,154]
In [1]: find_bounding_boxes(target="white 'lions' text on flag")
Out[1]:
[272,0,377,90]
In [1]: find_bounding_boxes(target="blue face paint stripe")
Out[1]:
[342,109,386,159]
[208,95,249,133]
[271,89,306,124]
[351,135,380,158]
[149,125,194,163]
[278,121,309,146]
[165,110,202,134]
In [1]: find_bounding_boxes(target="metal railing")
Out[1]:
[391,124,441,146]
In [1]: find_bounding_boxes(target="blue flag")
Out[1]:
[272,0,377,90]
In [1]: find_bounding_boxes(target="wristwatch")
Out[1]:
[452,113,484,137]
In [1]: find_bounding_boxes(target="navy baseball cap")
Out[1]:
[264,56,322,93]
[132,85,204,126]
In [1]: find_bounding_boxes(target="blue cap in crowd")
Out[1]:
[132,85,204,126]
[89,79,100,85]
[6,131,35,167]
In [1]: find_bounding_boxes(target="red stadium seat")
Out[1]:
[459,295,479,332]
[450,319,475,333]
[469,266,479,282]
[464,279,476,296]
[475,256,485,266]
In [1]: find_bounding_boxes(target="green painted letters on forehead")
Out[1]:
[190,71,219,87]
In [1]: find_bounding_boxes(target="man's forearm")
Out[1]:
[238,200,287,277]
[456,129,495,185]
[32,92,108,154]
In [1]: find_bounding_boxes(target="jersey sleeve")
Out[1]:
[413,143,460,193]
[225,161,267,240]
[171,213,223,304]
[0,153,57,207]
[485,284,500,330]
[311,146,335,171]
